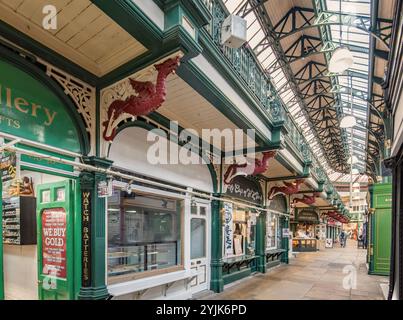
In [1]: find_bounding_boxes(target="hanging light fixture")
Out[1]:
[340,115,356,128]
[329,0,354,74]
[328,47,354,73]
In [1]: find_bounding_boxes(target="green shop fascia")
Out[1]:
[0,53,106,300]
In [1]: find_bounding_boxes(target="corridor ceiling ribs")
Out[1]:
[223,0,393,182]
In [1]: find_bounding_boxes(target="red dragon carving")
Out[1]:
[103,56,181,141]
[326,211,349,223]
[223,151,277,185]
[292,192,320,206]
[268,179,305,200]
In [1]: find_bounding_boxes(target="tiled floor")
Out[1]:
[202,241,389,300]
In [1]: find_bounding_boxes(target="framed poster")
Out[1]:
[41,208,67,279]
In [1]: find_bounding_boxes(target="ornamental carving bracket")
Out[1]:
[223,151,277,185]
[102,56,181,142]
[268,179,305,200]
[292,192,320,206]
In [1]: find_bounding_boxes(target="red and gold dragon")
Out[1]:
[103,56,181,141]
[223,151,277,184]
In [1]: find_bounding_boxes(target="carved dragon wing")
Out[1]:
[129,78,155,96]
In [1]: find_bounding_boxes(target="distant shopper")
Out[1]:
[339,231,346,248]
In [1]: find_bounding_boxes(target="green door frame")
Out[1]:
[37,179,77,300]
[0,180,3,300]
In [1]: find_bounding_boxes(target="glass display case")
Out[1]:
[107,189,183,280]
[108,241,179,277]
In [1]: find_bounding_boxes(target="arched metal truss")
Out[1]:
[270,35,388,73]
[265,7,392,48]
[223,0,392,176]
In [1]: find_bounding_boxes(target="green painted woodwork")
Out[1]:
[161,0,211,28]
[222,268,252,285]
[37,180,75,300]
[0,60,80,152]
[369,183,392,275]
[210,196,223,293]
[77,156,113,300]
[256,213,266,273]
[280,216,289,264]
[15,143,74,174]
[0,180,3,300]
[0,50,90,154]
[93,0,203,88]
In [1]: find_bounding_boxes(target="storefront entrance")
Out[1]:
[37,180,75,300]
[190,201,210,294]
[1,168,78,300]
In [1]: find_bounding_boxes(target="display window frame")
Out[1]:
[222,204,257,259]
[106,181,186,285]
[266,211,279,250]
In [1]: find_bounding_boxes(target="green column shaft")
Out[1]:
[281,216,289,264]
[210,197,223,293]
[78,157,112,300]
[0,181,3,300]
[256,213,266,273]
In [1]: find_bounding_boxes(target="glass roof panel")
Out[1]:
[223,0,372,184]
[324,0,371,179]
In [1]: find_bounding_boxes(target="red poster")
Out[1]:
[42,208,67,279]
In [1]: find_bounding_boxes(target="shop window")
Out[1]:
[41,190,51,203]
[191,202,198,215]
[199,206,207,216]
[107,189,183,280]
[191,218,206,259]
[266,212,278,250]
[56,187,65,202]
[222,204,256,258]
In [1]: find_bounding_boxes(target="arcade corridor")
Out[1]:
[0,0,402,303]
[203,241,388,300]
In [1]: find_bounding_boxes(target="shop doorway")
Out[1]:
[37,180,75,300]
[190,202,210,294]
[2,170,76,300]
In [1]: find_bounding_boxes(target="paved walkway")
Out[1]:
[203,241,389,300]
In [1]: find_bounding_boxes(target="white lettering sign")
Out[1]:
[223,202,233,256]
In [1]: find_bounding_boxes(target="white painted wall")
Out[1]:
[109,126,214,193]
[132,0,165,30]
[3,171,65,300]
[191,54,272,141]
[107,127,214,299]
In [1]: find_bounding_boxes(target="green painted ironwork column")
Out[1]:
[256,212,266,273]
[280,216,289,264]
[210,195,224,293]
[0,180,3,300]
[78,156,113,300]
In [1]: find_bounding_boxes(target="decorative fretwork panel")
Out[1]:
[45,63,96,154]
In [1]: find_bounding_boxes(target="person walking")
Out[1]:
[339,230,346,248]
